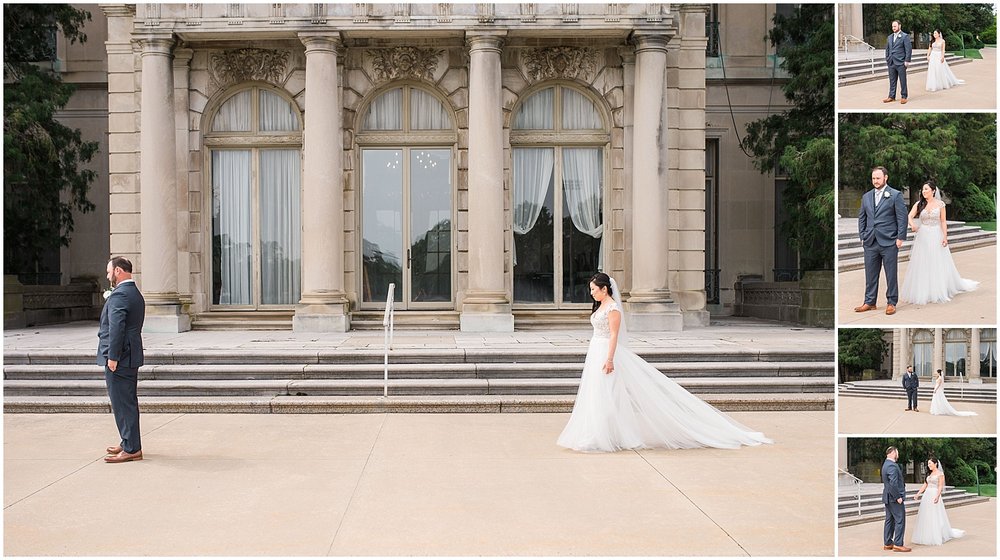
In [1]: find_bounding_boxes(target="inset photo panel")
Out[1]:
[837,4,997,111]
[837,112,997,326]
[838,437,997,556]
[838,327,998,435]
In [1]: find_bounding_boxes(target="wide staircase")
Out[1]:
[838,381,997,404]
[838,218,996,272]
[838,482,990,527]
[839,52,973,86]
[4,339,834,414]
[190,310,592,331]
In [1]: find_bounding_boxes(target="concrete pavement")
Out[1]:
[838,48,997,111]
[3,411,834,556]
[838,395,997,435]
[838,499,997,556]
[837,245,997,326]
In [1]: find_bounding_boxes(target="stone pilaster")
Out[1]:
[294,33,350,332]
[137,33,190,332]
[898,328,910,378]
[172,48,193,303]
[460,31,513,332]
[628,31,682,332]
[970,328,982,381]
[933,327,943,374]
[620,47,635,293]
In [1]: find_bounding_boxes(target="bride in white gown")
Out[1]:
[900,181,979,304]
[930,370,978,416]
[911,458,965,545]
[556,273,772,452]
[925,30,965,92]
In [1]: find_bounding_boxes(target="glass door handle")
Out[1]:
[407,249,411,269]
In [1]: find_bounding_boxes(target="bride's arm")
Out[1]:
[604,310,621,375]
[940,204,948,246]
[940,40,946,62]
[935,474,944,503]
[907,202,920,231]
[914,479,928,500]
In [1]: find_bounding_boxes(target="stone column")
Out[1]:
[970,328,982,381]
[933,327,943,375]
[137,34,189,332]
[460,31,513,332]
[620,48,635,290]
[838,4,865,46]
[628,31,682,331]
[899,328,910,378]
[294,33,350,332]
[172,48,193,303]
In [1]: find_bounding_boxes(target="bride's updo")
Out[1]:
[590,272,613,315]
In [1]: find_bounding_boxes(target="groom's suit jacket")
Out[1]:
[885,31,912,67]
[902,372,919,391]
[881,459,906,506]
[96,280,145,371]
[858,185,908,248]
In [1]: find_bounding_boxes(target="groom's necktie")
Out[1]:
[875,189,881,208]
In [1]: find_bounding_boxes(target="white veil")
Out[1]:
[607,276,629,348]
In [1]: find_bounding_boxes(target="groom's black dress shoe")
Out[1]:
[904,408,912,411]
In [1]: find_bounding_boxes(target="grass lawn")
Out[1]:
[947,48,984,59]
[957,484,997,497]
[967,221,997,232]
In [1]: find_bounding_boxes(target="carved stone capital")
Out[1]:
[209,47,291,89]
[467,32,506,54]
[136,34,176,58]
[299,33,342,54]
[367,47,443,82]
[520,47,598,82]
[632,31,671,54]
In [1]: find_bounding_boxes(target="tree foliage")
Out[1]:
[848,438,997,486]
[3,4,97,274]
[838,328,889,375]
[839,113,997,222]
[741,4,834,271]
[864,3,995,46]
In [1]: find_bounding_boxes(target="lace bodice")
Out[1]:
[590,300,622,339]
[931,43,943,52]
[926,473,942,488]
[918,205,943,226]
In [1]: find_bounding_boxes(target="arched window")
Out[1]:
[204,86,302,308]
[912,330,933,376]
[945,329,968,377]
[357,85,456,309]
[510,85,608,306]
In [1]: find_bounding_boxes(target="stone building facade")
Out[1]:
[51,3,798,332]
[887,328,997,383]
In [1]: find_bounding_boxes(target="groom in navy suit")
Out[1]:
[97,256,146,463]
[855,166,908,315]
[882,446,911,552]
[884,20,913,104]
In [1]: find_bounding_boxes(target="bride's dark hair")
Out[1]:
[590,272,612,315]
[916,179,937,216]
[928,457,940,470]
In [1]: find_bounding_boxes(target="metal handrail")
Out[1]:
[842,34,878,74]
[839,468,864,517]
[382,283,395,398]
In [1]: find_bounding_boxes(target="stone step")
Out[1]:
[4,361,834,381]
[838,221,980,241]
[837,494,990,527]
[838,55,973,86]
[839,486,973,505]
[2,376,834,398]
[838,383,997,403]
[2,347,834,366]
[2,392,835,414]
[838,232,996,271]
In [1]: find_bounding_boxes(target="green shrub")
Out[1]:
[981,22,997,45]
[945,31,963,50]
[951,183,997,222]
[946,459,977,487]
[968,460,996,484]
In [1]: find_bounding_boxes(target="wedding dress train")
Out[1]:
[900,205,978,304]
[926,43,965,92]
[930,377,977,417]
[556,299,772,452]
[911,474,965,545]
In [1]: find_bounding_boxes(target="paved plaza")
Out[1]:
[3,411,834,556]
[837,48,997,111]
[838,500,997,557]
[838,395,997,435]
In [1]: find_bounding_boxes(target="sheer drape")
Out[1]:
[212,90,252,132]
[562,148,604,270]
[363,88,403,130]
[512,147,554,265]
[410,89,452,130]
[259,90,300,132]
[562,88,603,129]
[212,150,252,304]
[259,149,301,304]
[513,88,554,129]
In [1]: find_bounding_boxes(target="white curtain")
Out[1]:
[513,88,554,130]
[512,147,554,265]
[260,149,301,305]
[410,88,452,130]
[562,148,604,270]
[562,88,603,130]
[363,88,403,130]
[259,90,300,132]
[212,150,253,304]
[212,90,252,132]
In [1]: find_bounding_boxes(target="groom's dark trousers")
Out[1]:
[864,243,900,306]
[882,459,906,547]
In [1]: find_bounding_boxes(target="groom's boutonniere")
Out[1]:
[883,191,891,200]
[102,288,112,300]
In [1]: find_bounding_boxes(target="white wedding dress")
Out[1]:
[556,298,772,452]
[926,43,964,92]
[900,204,978,304]
[930,377,977,416]
[911,473,965,545]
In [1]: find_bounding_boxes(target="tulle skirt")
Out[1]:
[930,390,977,416]
[912,492,965,545]
[900,225,978,304]
[556,336,773,452]
[926,56,964,92]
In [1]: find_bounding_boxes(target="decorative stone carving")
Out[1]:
[394,3,410,23]
[605,3,621,23]
[143,3,160,26]
[520,3,537,23]
[477,3,495,23]
[354,3,369,23]
[521,47,598,82]
[437,3,452,23]
[226,3,244,24]
[562,3,579,23]
[368,47,443,82]
[186,3,202,25]
[646,3,663,23]
[312,3,327,24]
[270,3,285,24]
[209,48,290,89]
